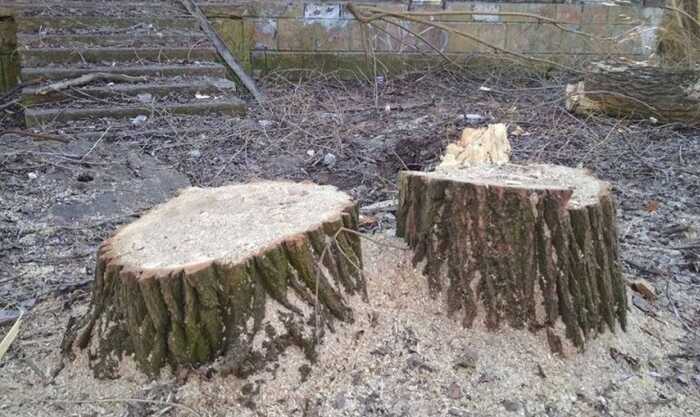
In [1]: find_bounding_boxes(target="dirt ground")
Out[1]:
[1,68,699,416]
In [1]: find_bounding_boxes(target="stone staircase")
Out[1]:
[8,0,246,130]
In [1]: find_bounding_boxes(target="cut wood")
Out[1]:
[397,164,627,354]
[33,72,147,96]
[566,62,700,125]
[179,0,263,104]
[438,123,511,169]
[68,181,364,378]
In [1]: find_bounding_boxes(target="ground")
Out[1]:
[1,68,699,417]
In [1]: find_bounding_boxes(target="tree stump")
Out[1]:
[565,62,700,125]
[69,182,365,378]
[397,164,627,353]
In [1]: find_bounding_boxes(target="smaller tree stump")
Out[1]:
[397,164,627,353]
[69,182,365,378]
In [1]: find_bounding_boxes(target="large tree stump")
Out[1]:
[397,164,627,353]
[566,62,700,125]
[69,181,365,378]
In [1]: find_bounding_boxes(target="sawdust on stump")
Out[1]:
[397,164,627,353]
[66,181,365,378]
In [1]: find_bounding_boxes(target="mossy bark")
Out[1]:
[397,172,627,353]
[68,206,364,378]
[0,12,18,93]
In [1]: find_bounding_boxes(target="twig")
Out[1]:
[338,227,410,251]
[33,73,147,96]
[0,129,70,144]
[665,280,696,335]
[43,399,202,417]
[80,126,111,161]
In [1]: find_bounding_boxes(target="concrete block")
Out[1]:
[343,1,408,18]
[363,19,450,54]
[251,18,278,50]
[499,4,536,23]
[277,17,350,51]
[556,4,584,24]
[607,6,643,24]
[523,3,558,20]
[442,1,475,22]
[406,22,451,53]
[348,20,369,51]
[559,25,587,54]
[579,24,620,54]
[472,3,502,23]
[608,24,650,55]
[305,3,342,19]
[365,20,406,52]
[505,22,562,53]
[582,5,610,23]
[247,0,304,18]
[477,23,507,52]
[640,7,664,25]
[446,22,481,53]
[410,0,445,12]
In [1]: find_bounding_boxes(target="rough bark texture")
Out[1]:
[0,12,18,93]
[566,62,700,125]
[397,169,627,353]
[67,189,364,379]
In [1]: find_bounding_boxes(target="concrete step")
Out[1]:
[43,115,244,138]
[18,17,199,33]
[8,2,189,18]
[21,63,228,82]
[24,98,247,128]
[20,47,219,66]
[9,2,245,23]
[22,78,236,106]
[19,33,207,48]
[8,1,246,16]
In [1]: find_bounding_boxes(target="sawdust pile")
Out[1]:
[182,235,695,417]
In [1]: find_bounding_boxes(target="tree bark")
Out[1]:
[397,165,627,353]
[65,182,364,378]
[566,62,700,125]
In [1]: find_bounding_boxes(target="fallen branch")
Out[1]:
[33,73,147,96]
[565,62,700,124]
[1,129,70,144]
[179,0,264,104]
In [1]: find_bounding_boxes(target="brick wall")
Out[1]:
[205,1,666,74]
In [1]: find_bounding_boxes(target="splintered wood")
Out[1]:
[397,164,627,354]
[67,181,365,378]
[439,123,511,169]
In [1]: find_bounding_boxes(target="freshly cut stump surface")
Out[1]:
[397,164,627,353]
[70,181,365,378]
